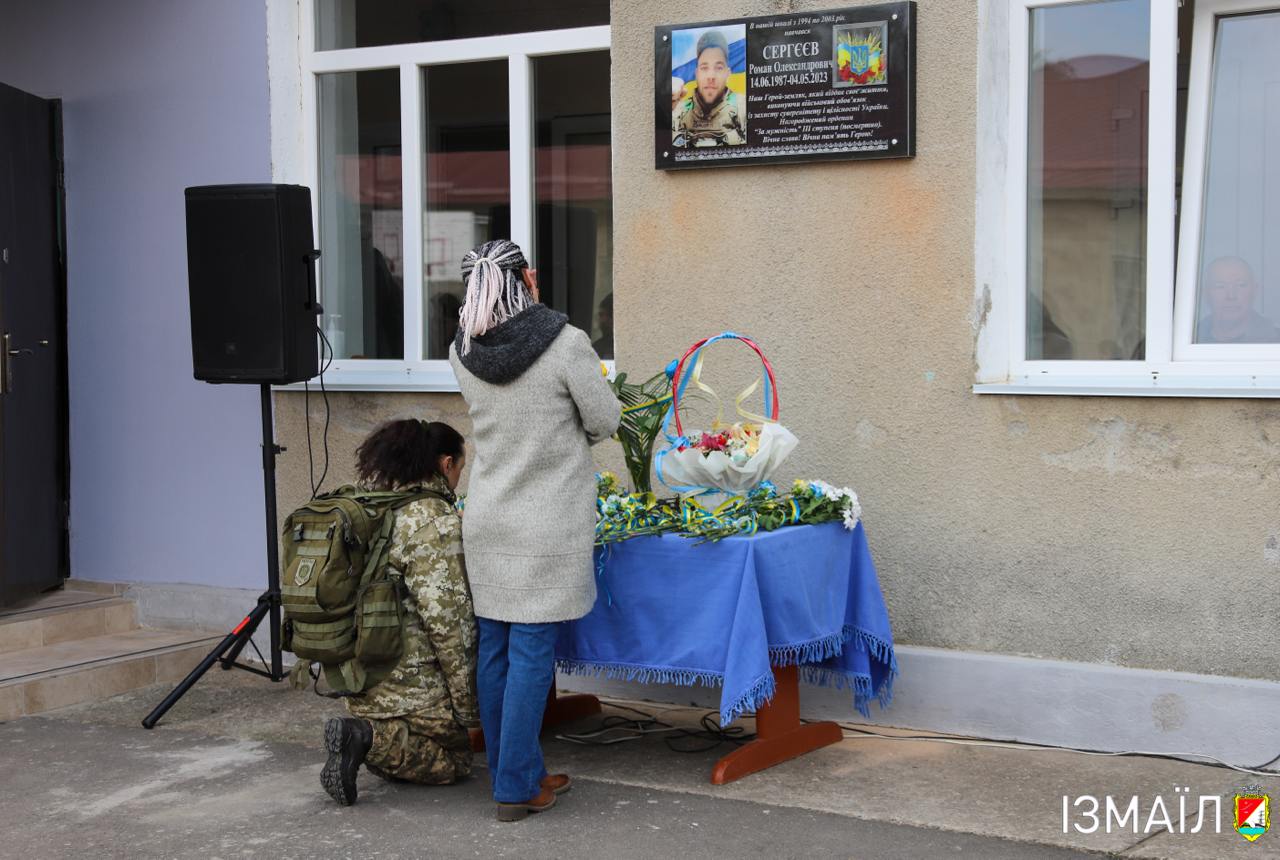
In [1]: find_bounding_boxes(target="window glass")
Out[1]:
[316,0,608,51]
[1174,1,1196,256]
[317,69,403,359]
[533,51,613,359]
[1192,11,1280,345]
[1026,0,1149,360]
[422,61,509,360]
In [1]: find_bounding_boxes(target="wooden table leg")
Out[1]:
[542,686,603,724]
[709,664,843,785]
[469,684,603,752]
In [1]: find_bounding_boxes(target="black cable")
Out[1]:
[304,376,315,498]
[663,712,755,753]
[600,702,663,720]
[557,703,755,753]
[314,326,333,495]
[304,326,335,499]
[826,722,1280,776]
[1251,750,1280,772]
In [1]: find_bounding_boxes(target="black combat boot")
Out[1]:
[321,716,374,805]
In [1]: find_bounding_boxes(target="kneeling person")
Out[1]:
[322,419,477,805]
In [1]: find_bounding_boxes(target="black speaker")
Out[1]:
[185,184,320,384]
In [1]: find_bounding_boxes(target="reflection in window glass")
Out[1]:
[317,70,402,359]
[1192,11,1280,345]
[1027,0,1149,360]
[1174,0,1196,256]
[316,0,608,51]
[422,61,509,360]
[534,51,613,359]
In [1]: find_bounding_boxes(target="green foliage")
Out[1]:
[595,480,860,545]
[609,370,673,494]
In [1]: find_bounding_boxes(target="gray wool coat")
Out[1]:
[450,317,620,623]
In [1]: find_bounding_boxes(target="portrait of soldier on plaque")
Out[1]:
[671,24,748,148]
[833,22,888,88]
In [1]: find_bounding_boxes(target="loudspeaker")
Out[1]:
[185,184,320,384]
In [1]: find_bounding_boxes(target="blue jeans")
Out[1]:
[476,618,559,803]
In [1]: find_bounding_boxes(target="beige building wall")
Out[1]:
[275,0,1280,685]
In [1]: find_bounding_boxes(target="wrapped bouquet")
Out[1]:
[656,332,798,497]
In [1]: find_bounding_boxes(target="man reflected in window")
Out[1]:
[1197,256,1280,344]
[592,293,613,359]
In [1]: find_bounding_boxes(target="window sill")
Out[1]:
[272,360,617,394]
[974,373,1280,398]
[275,362,461,393]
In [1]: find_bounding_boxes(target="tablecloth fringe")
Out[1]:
[848,626,899,675]
[769,625,898,674]
[555,625,898,725]
[793,624,896,716]
[555,658,724,690]
[768,627,854,666]
[798,666,877,718]
[556,658,777,727]
[721,671,778,727]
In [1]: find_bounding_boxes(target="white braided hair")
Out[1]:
[457,239,533,356]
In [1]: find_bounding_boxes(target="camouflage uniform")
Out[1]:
[673,89,747,147]
[346,474,477,784]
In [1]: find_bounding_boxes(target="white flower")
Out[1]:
[840,491,862,530]
[810,479,842,502]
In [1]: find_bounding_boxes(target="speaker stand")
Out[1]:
[143,383,285,728]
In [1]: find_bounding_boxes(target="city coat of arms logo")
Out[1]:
[1234,788,1271,842]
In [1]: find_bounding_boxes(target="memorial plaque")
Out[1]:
[655,3,916,170]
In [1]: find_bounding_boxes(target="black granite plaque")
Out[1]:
[656,3,916,169]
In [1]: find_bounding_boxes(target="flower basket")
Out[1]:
[656,332,798,497]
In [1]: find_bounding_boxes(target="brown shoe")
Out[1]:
[496,786,557,822]
[542,773,572,795]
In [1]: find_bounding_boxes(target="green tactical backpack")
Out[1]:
[280,485,447,695]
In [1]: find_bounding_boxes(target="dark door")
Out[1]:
[0,82,66,607]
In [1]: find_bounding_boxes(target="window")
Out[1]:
[304,0,611,389]
[978,0,1280,396]
[314,0,608,50]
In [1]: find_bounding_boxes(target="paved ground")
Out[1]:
[0,671,1275,859]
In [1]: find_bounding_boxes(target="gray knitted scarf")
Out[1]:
[453,304,568,385]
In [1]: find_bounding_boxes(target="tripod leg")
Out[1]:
[218,384,285,679]
[219,593,273,670]
[142,599,272,729]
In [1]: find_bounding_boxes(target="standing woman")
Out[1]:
[449,239,620,822]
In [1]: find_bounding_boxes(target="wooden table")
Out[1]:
[471,667,842,785]
[709,664,843,784]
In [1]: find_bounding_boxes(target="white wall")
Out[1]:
[0,0,274,589]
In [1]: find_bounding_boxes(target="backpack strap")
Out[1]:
[313,489,456,700]
[358,490,451,580]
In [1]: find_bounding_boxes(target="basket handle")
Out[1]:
[670,332,779,438]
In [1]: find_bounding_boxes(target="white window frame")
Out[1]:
[975,0,1280,397]
[291,0,611,391]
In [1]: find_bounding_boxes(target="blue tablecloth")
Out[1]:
[555,521,897,726]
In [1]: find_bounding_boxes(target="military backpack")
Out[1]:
[280,485,447,695]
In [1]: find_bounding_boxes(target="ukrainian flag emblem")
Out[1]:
[834,23,887,87]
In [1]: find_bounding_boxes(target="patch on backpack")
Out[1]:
[294,557,316,586]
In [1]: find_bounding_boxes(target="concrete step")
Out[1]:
[0,596,138,655]
[0,628,222,719]
[62,578,129,596]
